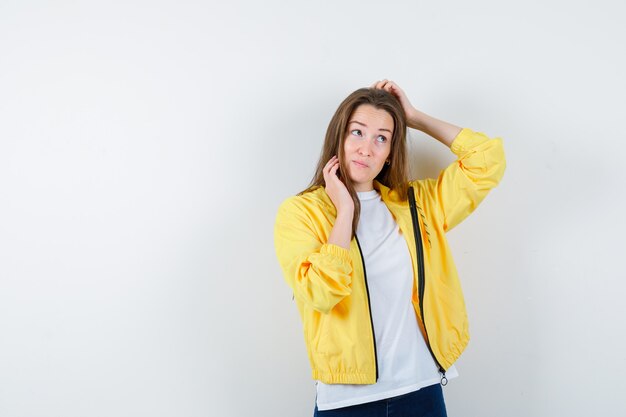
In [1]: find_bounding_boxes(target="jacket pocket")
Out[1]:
[314,314,346,357]
[303,309,324,354]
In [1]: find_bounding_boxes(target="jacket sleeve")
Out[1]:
[273,197,353,314]
[412,128,506,232]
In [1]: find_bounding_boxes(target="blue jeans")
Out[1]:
[313,383,447,417]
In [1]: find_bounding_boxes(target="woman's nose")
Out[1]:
[358,139,373,156]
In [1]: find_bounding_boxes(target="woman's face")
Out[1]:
[343,104,394,192]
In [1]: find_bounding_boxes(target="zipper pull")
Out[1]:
[440,371,448,386]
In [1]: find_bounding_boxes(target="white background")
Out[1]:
[1,1,625,416]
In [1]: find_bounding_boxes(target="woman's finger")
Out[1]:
[373,79,398,91]
[324,159,338,180]
[328,161,339,178]
[328,164,337,177]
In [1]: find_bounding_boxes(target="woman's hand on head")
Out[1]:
[371,79,419,126]
[323,156,354,216]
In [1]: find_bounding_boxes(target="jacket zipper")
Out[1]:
[408,187,448,386]
[354,235,379,382]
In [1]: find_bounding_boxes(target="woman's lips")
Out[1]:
[353,160,368,168]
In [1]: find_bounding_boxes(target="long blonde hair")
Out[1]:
[299,88,410,238]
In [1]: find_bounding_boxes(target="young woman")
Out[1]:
[274,80,506,416]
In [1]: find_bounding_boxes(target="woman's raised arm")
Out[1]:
[371,79,462,148]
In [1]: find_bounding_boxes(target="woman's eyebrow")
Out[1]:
[348,120,393,133]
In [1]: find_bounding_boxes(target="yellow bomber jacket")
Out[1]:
[273,128,506,385]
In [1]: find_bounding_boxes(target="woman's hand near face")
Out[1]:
[323,156,354,215]
[323,156,354,250]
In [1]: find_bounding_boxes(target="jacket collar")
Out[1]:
[373,180,405,207]
[308,180,406,211]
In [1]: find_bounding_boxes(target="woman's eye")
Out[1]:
[377,135,387,143]
[351,129,362,137]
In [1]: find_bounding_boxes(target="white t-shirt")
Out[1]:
[315,189,458,411]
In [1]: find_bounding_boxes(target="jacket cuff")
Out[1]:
[320,243,351,261]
